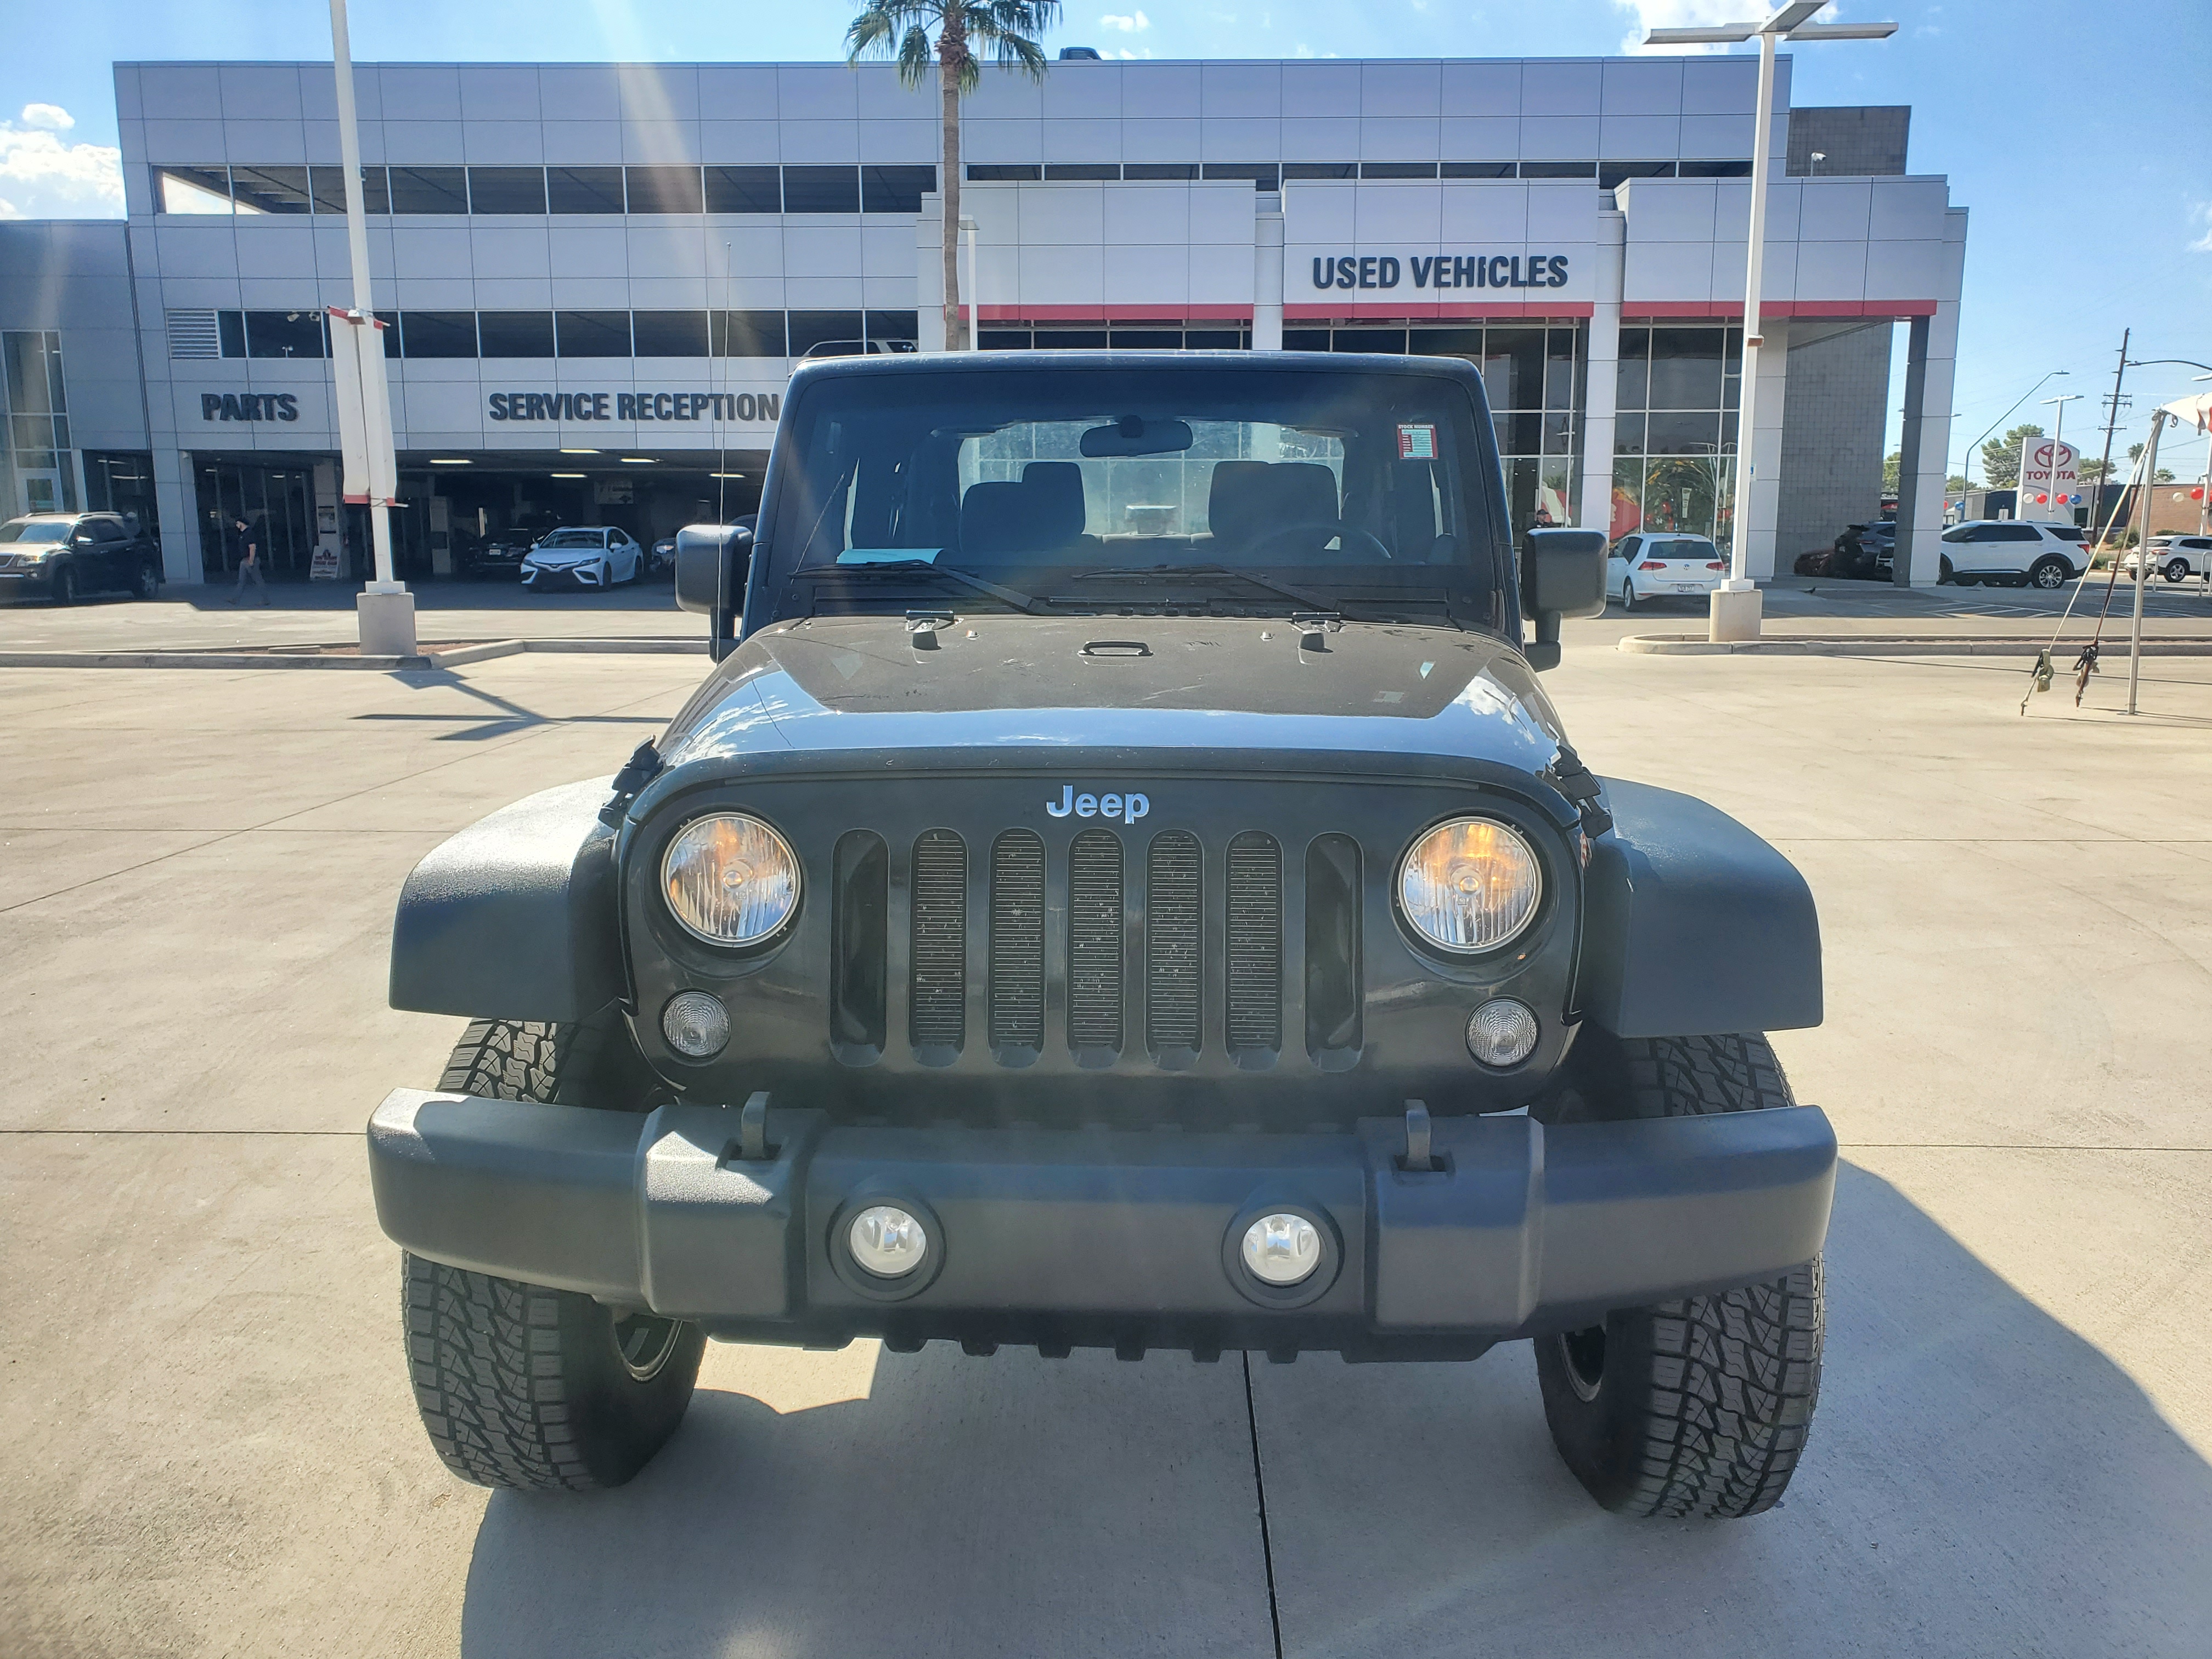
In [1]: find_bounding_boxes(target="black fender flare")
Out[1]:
[388,778,626,1022]
[1576,778,1822,1038]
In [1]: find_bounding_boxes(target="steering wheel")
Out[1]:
[1242,520,1395,562]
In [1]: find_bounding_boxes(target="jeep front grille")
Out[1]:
[1226,833,1284,1053]
[908,830,967,1052]
[988,830,1047,1052]
[1068,830,1125,1053]
[1144,831,1204,1055]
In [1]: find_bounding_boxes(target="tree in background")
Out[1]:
[2076,455,2115,483]
[846,2,1061,351]
[2126,441,2176,483]
[1882,450,1900,494]
[1980,424,2045,488]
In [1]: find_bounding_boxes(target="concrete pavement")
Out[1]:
[2,634,2209,1656]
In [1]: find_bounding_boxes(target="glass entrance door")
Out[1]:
[191,458,320,578]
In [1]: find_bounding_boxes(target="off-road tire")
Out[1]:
[402,1014,704,1492]
[1532,1032,1824,1520]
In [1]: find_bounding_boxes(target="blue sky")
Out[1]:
[3,1,2207,487]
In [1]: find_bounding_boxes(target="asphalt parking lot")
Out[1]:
[3,618,2210,1656]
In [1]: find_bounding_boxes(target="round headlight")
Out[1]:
[1398,818,1543,953]
[661,813,800,945]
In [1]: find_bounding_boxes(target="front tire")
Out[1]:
[131,560,160,601]
[402,1015,704,1492]
[1938,554,1954,585]
[1532,1032,1824,1519]
[49,562,75,605]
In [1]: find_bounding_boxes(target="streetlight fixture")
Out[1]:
[1645,3,1898,641]
[1958,370,2068,489]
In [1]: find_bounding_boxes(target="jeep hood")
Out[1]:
[657,614,1570,776]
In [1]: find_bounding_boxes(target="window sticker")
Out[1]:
[1397,423,1436,460]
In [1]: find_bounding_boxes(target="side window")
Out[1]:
[1999,524,2042,543]
[1940,525,1972,543]
[1615,537,1638,558]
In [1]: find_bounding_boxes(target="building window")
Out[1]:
[1441,162,1515,179]
[467,168,549,214]
[1521,161,1599,179]
[153,167,236,214]
[631,311,710,357]
[864,310,920,347]
[1122,163,1197,180]
[476,312,556,358]
[1044,163,1118,182]
[555,310,631,357]
[386,166,469,213]
[627,166,705,215]
[1284,163,1356,181]
[1610,325,1742,545]
[3,330,74,509]
[1599,161,1677,189]
[1678,160,1754,178]
[1361,162,1437,180]
[1202,163,1280,190]
[400,312,478,358]
[967,164,1041,182]
[245,310,328,359]
[547,166,626,213]
[229,166,313,213]
[84,451,160,537]
[706,166,782,213]
[787,311,865,356]
[782,167,861,213]
[714,310,789,357]
[218,311,248,358]
[861,166,936,211]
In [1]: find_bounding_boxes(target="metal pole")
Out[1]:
[328,0,394,589]
[2091,329,2128,548]
[961,218,979,352]
[2128,411,2167,715]
[2040,394,2080,522]
[1730,29,1776,586]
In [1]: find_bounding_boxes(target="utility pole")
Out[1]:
[2089,329,2129,546]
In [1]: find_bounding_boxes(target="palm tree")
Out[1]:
[846,2,1060,351]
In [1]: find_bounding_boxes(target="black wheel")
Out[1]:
[2164,559,2190,584]
[1532,1032,1824,1519]
[402,1013,704,1492]
[130,560,160,601]
[2029,556,2068,590]
[49,562,75,605]
[1938,554,1954,585]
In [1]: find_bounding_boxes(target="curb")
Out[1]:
[0,635,706,670]
[1617,634,2212,658]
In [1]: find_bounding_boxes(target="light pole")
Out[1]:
[2036,392,2082,522]
[1646,3,1898,642]
[1958,369,2068,490]
[326,0,413,657]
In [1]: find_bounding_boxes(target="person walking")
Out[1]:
[225,517,269,606]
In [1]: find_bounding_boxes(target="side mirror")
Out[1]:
[1519,528,1607,671]
[675,523,754,661]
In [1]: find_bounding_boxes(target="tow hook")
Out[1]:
[1400,1099,1440,1173]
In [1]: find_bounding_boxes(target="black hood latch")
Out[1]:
[601,740,664,824]
[1545,741,1613,839]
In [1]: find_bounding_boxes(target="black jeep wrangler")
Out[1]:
[369,352,1831,1519]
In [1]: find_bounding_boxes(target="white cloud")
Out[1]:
[0,109,125,218]
[1099,9,1149,30]
[2189,203,2212,255]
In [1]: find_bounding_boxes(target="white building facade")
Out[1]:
[0,54,1964,586]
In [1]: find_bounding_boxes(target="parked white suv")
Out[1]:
[1607,532,1729,610]
[1938,520,2089,589]
[2118,534,2212,583]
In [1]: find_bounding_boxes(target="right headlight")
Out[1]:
[661,812,800,946]
[1398,817,1542,953]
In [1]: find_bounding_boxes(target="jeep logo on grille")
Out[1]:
[1047,785,1149,825]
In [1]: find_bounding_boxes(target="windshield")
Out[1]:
[1645,538,1717,560]
[0,520,71,544]
[537,529,606,548]
[757,363,1508,628]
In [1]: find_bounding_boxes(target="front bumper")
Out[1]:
[367,1092,1836,1358]
[521,561,607,589]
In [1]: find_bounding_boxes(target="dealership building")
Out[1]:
[0,53,1964,584]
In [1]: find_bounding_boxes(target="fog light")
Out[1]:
[1466,998,1539,1068]
[1240,1213,1321,1286]
[848,1205,929,1278]
[661,990,730,1058]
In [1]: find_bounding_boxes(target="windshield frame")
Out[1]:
[0,518,73,544]
[744,352,1518,640]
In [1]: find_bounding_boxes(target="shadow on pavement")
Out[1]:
[453,1164,2212,1658]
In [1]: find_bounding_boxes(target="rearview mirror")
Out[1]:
[675,523,754,661]
[1519,528,1607,671]
[1079,416,1194,458]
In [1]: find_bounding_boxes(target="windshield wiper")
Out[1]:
[1068,563,1341,613]
[791,561,1050,616]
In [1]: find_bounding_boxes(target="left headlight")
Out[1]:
[662,812,800,945]
[1397,817,1543,953]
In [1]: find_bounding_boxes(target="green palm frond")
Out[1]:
[844,1,1062,93]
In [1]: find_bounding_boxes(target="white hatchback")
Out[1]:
[1607,532,1729,611]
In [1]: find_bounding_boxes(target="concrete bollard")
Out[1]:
[358,586,418,658]
[1709,580,1763,643]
